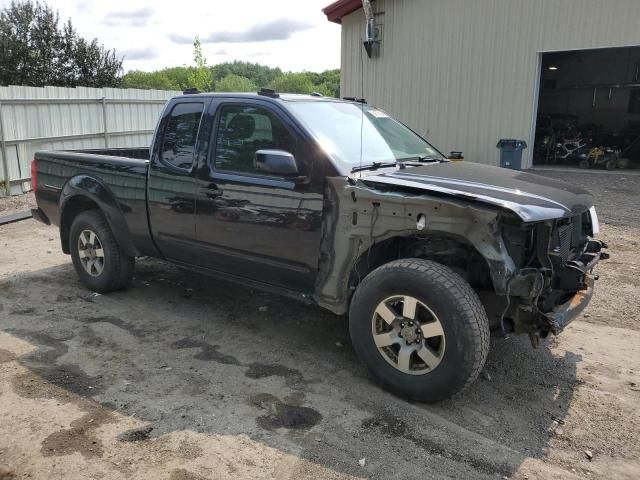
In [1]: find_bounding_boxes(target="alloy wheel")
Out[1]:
[371,295,446,375]
[77,229,105,277]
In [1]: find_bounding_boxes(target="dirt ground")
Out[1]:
[534,169,640,227]
[1,180,639,479]
[0,192,36,216]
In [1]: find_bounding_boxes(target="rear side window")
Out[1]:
[161,102,204,170]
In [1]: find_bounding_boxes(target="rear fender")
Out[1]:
[59,175,137,257]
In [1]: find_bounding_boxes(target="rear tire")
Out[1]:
[349,259,489,403]
[69,210,134,293]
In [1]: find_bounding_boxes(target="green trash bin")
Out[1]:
[497,139,527,170]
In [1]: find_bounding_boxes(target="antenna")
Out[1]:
[358,37,366,171]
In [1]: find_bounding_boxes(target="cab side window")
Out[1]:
[161,102,204,170]
[214,104,297,174]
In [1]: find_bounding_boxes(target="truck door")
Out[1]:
[193,99,323,293]
[147,100,205,264]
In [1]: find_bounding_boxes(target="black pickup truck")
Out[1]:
[32,90,607,402]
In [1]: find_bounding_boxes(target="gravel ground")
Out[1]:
[0,192,36,216]
[0,173,638,480]
[533,169,640,226]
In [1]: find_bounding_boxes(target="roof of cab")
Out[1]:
[170,92,352,104]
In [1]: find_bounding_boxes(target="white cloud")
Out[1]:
[42,0,341,73]
[122,46,159,60]
[202,18,312,43]
[103,6,154,27]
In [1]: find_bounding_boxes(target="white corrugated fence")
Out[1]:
[0,85,180,196]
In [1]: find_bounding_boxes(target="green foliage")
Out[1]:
[0,0,123,87]
[192,36,205,68]
[269,73,314,94]
[215,74,256,92]
[312,83,332,97]
[122,70,181,91]
[313,69,340,97]
[120,33,341,97]
[186,36,213,91]
[161,67,195,90]
[122,56,340,97]
[268,70,340,97]
[211,61,282,88]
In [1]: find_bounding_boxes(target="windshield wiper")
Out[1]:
[351,161,399,173]
[397,155,446,163]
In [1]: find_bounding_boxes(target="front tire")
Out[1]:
[69,210,134,293]
[349,259,489,403]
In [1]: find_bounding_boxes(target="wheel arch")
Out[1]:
[349,232,495,293]
[59,175,137,257]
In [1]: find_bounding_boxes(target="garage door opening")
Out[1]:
[532,46,640,170]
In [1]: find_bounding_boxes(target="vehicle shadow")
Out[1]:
[0,258,579,479]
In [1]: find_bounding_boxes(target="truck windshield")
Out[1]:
[287,101,442,167]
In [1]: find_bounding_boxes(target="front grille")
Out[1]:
[553,214,587,264]
[557,224,572,262]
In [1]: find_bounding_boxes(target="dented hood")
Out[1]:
[359,161,594,222]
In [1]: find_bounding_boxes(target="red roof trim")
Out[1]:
[322,0,363,24]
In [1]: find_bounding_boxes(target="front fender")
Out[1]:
[60,175,137,257]
[314,177,517,314]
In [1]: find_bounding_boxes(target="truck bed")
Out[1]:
[33,147,153,257]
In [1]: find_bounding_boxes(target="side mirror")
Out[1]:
[254,149,298,176]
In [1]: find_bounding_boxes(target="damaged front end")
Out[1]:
[501,210,608,345]
[315,175,607,348]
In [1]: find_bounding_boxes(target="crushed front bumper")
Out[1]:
[542,239,608,334]
[544,274,594,334]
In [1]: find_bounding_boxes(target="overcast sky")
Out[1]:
[9,0,342,73]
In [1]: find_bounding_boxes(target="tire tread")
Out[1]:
[349,258,490,401]
[69,210,134,293]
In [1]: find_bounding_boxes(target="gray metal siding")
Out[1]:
[0,85,179,195]
[340,0,640,167]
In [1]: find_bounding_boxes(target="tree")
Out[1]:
[122,70,181,91]
[73,37,123,87]
[215,74,256,92]
[118,49,341,97]
[313,83,335,97]
[211,61,282,88]
[162,66,195,90]
[0,0,123,87]
[314,69,340,97]
[269,72,315,94]
[186,36,212,91]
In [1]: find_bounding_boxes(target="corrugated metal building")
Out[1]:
[324,0,640,168]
